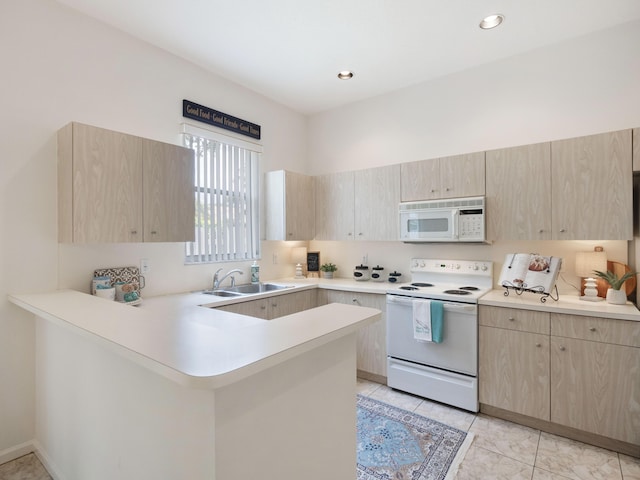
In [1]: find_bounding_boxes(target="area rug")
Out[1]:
[357,394,474,480]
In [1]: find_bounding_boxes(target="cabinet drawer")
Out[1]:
[479,305,550,334]
[551,313,640,347]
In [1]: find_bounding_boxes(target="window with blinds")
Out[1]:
[183,129,261,264]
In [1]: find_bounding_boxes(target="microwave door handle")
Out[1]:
[452,210,459,239]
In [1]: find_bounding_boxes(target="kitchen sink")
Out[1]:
[225,283,292,294]
[200,283,292,297]
[201,290,245,297]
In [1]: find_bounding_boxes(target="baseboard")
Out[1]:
[357,370,386,385]
[480,404,640,459]
[0,440,35,465]
[32,440,64,480]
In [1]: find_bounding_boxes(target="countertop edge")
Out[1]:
[9,291,381,389]
[479,290,640,321]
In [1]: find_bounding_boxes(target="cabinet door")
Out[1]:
[401,158,439,201]
[314,172,355,240]
[142,139,195,242]
[551,130,632,240]
[269,290,318,319]
[67,123,143,243]
[354,165,400,241]
[216,298,269,319]
[479,326,550,420]
[285,172,315,240]
[265,171,315,241]
[479,305,550,334]
[324,291,387,378]
[486,143,552,241]
[439,152,485,199]
[551,336,640,444]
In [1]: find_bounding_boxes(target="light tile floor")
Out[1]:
[0,453,51,480]
[3,380,639,479]
[357,378,640,480]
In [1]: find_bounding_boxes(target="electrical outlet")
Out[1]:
[140,258,150,274]
[272,253,278,264]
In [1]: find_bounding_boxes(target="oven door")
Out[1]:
[386,294,477,375]
[399,207,458,242]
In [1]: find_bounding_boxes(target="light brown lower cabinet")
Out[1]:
[217,288,386,381]
[479,305,640,455]
[317,290,387,381]
[215,290,317,320]
[549,313,640,446]
[479,326,550,420]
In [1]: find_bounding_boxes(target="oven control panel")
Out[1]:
[411,258,493,277]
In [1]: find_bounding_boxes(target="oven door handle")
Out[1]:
[386,295,476,313]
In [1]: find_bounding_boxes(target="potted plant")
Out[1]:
[593,269,636,305]
[320,263,338,279]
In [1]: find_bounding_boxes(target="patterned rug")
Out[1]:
[357,395,473,480]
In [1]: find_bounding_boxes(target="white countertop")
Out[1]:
[479,289,640,321]
[9,288,381,389]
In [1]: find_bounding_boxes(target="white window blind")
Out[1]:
[183,131,260,264]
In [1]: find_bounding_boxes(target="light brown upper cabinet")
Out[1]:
[265,170,315,241]
[551,130,632,240]
[401,152,485,202]
[315,171,355,241]
[486,143,552,241]
[354,165,401,241]
[58,122,194,243]
[141,139,195,242]
[315,165,400,241]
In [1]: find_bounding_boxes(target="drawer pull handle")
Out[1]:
[535,343,542,348]
[559,346,566,351]
[508,317,515,322]
[589,327,596,332]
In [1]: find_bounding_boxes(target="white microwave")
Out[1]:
[399,196,486,243]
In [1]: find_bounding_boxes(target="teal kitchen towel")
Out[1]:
[430,300,444,343]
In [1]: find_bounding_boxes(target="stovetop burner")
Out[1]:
[442,289,472,295]
[388,259,493,303]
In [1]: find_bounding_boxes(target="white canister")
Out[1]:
[371,265,385,282]
[388,271,403,283]
[95,286,115,301]
[353,264,370,281]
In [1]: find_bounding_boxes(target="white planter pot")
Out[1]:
[606,288,627,305]
[322,272,334,279]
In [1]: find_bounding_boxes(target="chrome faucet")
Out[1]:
[212,268,244,290]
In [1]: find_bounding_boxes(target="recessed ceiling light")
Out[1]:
[337,70,354,80]
[479,14,504,30]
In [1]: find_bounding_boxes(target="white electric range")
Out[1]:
[386,258,493,412]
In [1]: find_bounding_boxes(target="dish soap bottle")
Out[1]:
[251,261,260,284]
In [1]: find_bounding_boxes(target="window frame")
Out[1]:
[182,123,262,264]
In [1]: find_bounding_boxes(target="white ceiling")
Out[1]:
[56,0,640,115]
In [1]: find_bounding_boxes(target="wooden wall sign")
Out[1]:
[182,99,261,140]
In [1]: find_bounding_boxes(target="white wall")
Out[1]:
[307,20,640,173]
[0,0,306,458]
